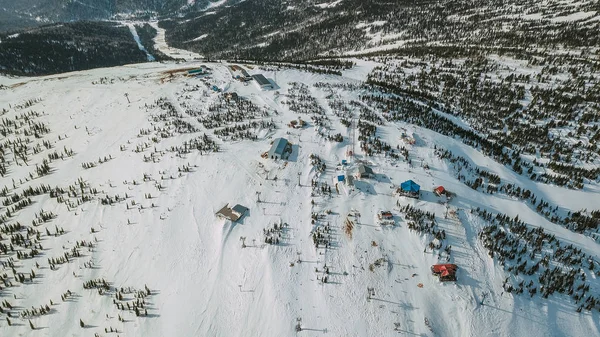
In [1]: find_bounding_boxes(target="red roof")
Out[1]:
[431,264,457,274]
[380,211,393,218]
[435,186,445,194]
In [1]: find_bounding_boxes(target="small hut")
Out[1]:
[398,180,420,199]
[355,164,374,179]
[434,186,446,196]
[431,264,458,282]
[216,204,249,222]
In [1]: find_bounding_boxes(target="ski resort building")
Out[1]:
[288,118,306,129]
[224,92,238,101]
[434,186,446,196]
[268,138,292,160]
[229,65,252,81]
[398,180,420,198]
[187,68,203,75]
[378,211,393,220]
[252,74,273,89]
[346,174,355,186]
[356,164,374,179]
[431,264,458,282]
[216,204,249,222]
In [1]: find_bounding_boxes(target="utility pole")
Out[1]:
[298,172,301,186]
[256,191,261,203]
[124,93,130,104]
[351,118,356,158]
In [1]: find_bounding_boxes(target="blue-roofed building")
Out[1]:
[268,138,291,160]
[337,175,345,182]
[399,180,420,198]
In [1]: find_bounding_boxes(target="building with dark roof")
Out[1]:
[216,204,249,222]
[356,164,374,179]
[268,138,292,160]
[252,74,273,89]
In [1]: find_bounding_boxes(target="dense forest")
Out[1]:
[0,22,154,76]
[163,0,600,61]
[0,0,215,32]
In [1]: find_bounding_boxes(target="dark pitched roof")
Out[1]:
[269,138,289,157]
[252,74,270,86]
[216,204,248,222]
[232,204,249,216]
[358,164,374,175]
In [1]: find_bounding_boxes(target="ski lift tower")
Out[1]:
[346,118,356,158]
[351,118,356,158]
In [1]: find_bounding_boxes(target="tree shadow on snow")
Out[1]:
[457,268,482,290]
[301,328,328,333]
[394,328,427,336]
[370,297,402,305]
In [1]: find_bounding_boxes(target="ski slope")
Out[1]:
[0,60,598,337]
[149,21,203,60]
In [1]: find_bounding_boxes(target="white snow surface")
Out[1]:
[549,11,597,22]
[315,0,344,9]
[0,59,598,337]
[192,33,209,41]
[149,22,204,60]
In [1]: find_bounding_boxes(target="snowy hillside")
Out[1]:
[0,60,599,337]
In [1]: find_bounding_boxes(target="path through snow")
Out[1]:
[149,21,204,60]
[126,23,156,62]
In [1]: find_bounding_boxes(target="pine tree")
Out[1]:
[80,319,85,328]
[29,320,34,330]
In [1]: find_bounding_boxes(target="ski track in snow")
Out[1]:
[126,23,156,62]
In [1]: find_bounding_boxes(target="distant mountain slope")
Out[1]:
[0,8,43,32]
[162,0,600,61]
[0,21,163,76]
[0,0,223,32]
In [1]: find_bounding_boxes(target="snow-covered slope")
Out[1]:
[0,60,598,337]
